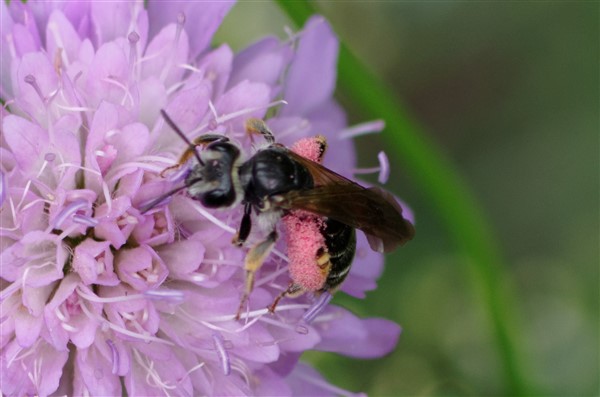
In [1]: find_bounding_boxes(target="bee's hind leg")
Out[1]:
[268,282,305,314]
[235,230,278,320]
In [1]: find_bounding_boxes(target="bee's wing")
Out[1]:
[276,150,415,253]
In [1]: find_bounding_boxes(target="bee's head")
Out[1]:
[141,110,243,213]
[185,142,241,208]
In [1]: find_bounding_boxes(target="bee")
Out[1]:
[143,110,415,320]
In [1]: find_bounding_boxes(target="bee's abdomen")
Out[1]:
[321,219,356,291]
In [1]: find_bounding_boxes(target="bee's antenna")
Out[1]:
[160,109,205,166]
[140,184,188,214]
[140,177,203,214]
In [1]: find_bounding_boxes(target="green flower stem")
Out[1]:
[275,1,530,395]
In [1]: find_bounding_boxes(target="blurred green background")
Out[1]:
[216,2,599,396]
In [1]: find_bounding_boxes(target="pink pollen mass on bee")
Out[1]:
[282,137,335,293]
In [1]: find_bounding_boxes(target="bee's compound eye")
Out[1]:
[201,189,236,208]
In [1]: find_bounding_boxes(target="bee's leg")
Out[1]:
[232,202,252,247]
[235,230,278,320]
[268,282,304,314]
[159,147,197,177]
[160,134,230,177]
[245,118,275,144]
[313,135,328,163]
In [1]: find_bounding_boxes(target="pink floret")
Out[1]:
[283,210,327,292]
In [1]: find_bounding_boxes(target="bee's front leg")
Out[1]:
[232,202,252,247]
[235,230,278,320]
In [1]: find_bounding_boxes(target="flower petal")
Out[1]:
[281,16,339,117]
[115,245,168,291]
[287,362,364,397]
[230,36,293,90]
[14,51,58,118]
[157,239,205,277]
[197,44,234,100]
[85,42,130,107]
[90,1,146,46]
[147,1,234,59]
[1,339,69,396]
[74,341,122,397]
[214,80,271,131]
[45,10,82,68]
[142,21,190,88]
[7,2,42,53]
[14,302,45,347]
[2,115,49,174]
[161,78,212,139]
[315,307,401,359]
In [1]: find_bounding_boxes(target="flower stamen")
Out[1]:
[337,119,385,140]
[102,77,135,108]
[133,349,177,392]
[181,362,206,382]
[158,12,185,84]
[72,214,99,227]
[352,151,390,184]
[61,322,78,332]
[24,75,47,104]
[106,339,120,375]
[230,359,252,387]
[297,292,333,331]
[128,31,140,81]
[211,332,231,376]
[53,198,90,229]
[78,299,172,345]
[144,289,185,303]
[189,99,288,137]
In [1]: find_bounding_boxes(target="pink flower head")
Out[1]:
[1,1,406,396]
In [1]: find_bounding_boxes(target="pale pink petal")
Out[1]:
[214,80,271,131]
[138,76,167,126]
[7,2,42,52]
[315,307,401,359]
[230,36,293,89]
[73,342,122,397]
[1,340,69,396]
[115,245,168,291]
[14,52,58,123]
[0,1,15,97]
[11,23,40,57]
[161,78,212,138]
[2,115,49,173]
[196,44,234,100]
[14,304,45,347]
[147,1,234,59]
[72,239,118,286]
[229,323,280,364]
[90,1,146,46]
[157,239,206,277]
[45,10,82,66]
[85,42,130,107]
[142,22,190,88]
[281,16,339,117]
